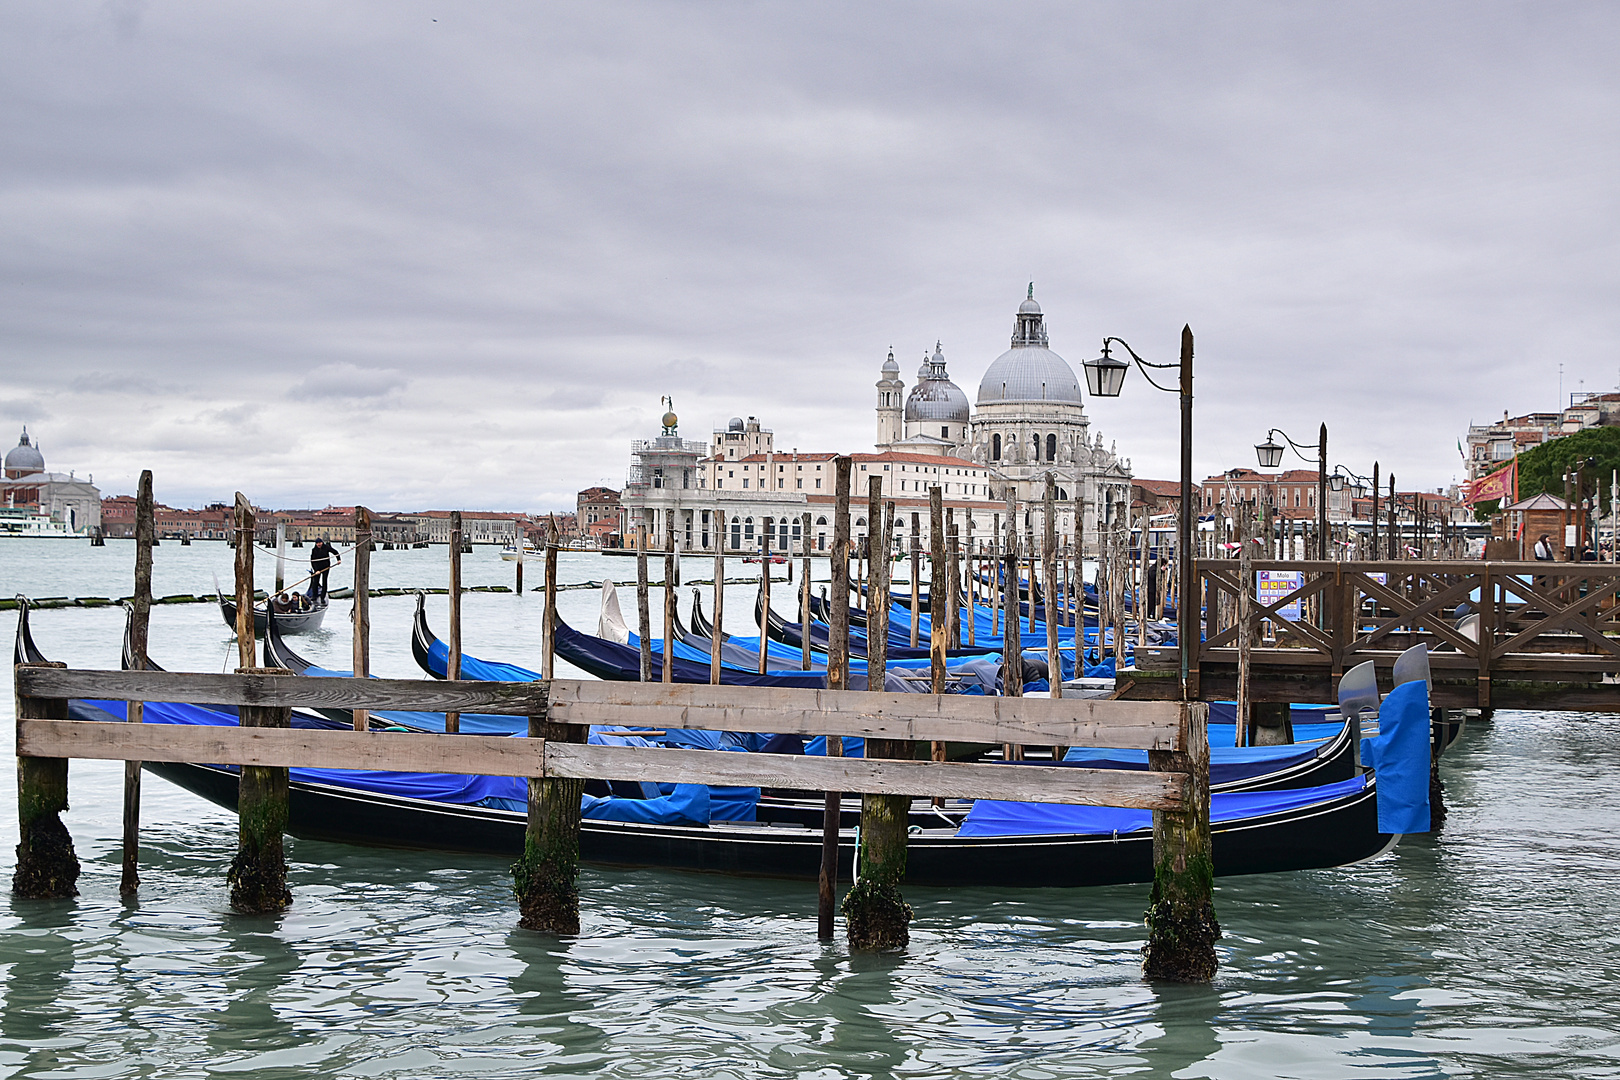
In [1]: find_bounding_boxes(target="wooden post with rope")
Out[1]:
[445,510,463,734]
[543,515,559,680]
[664,534,676,685]
[121,469,154,898]
[758,518,772,675]
[234,494,255,671]
[636,521,651,683]
[351,506,372,731]
[800,511,813,672]
[710,511,725,686]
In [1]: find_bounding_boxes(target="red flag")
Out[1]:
[1466,460,1516,505]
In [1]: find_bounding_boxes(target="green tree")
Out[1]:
[1514,427,1620,514]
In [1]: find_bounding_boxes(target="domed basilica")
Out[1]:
[874,286,1133,534]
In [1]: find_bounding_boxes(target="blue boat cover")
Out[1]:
[956,774,1369,838]
[303,661,528,735]
[1063,733,1331,784]
[87,697,755,825]
[1359,679,1432,833]
[1208,702,1338,728]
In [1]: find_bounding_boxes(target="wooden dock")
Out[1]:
[1131,559,1620,711]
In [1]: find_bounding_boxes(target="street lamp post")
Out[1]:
[1256,424,1329,559]
[1083,327,1194,700]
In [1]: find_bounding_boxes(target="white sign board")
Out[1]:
[1255,569,1304,622]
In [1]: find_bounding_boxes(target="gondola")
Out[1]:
[409,591,833,690]
[218,591,328,635]
[13,601,1401,886]
[116,758,1397,887]
[407,593,1358,794]
[756,587,999,662]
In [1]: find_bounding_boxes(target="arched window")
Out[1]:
[730,521,741,549]
[1046,434,1057,462]
[856,517,866,527]
[744,517,755,541]
[991,433,1001,460]
[816,516,828,526]
[1032,434,1041,460]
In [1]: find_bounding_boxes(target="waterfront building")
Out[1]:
[576,486,623,545]
[1,427,102,533]
[619,287,1135,554]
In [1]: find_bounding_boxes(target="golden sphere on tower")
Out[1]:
[661,410,678,429]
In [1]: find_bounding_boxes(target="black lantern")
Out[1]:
[1329,471,1347,492]
[1255,437,1285,469]
[1083,342,1130,398]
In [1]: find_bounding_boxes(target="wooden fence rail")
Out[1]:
[1135,559,1620,710]
[12,663,1214,979]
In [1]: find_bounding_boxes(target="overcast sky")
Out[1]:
[3,2,1616,511]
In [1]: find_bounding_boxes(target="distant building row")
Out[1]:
[1466,392,1620,480]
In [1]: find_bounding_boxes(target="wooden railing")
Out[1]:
[1137,559,1620,709]
[12,664,1213,975]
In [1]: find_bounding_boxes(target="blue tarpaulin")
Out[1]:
[956,775,1370,838]
[1360,679,1432,834]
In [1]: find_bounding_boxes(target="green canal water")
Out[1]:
[3,538,1620,1078]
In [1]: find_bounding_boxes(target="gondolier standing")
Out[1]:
[307,538,340,602]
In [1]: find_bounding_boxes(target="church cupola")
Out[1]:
[1011,282,1049,348]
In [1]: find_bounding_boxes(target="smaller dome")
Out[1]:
[881,349,899,376]
[4,427,45,477]
[727,417,744,432]
[1018,281,1041,314]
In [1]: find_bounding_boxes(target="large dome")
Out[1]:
[977,347,1083,405]
[905,344,970,424]
[4,427,44,477]
[976,287,1083,405]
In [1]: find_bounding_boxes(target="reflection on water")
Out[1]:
[3,541,1620,1075]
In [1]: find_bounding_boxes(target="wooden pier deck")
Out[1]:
[1131,559,1620,711]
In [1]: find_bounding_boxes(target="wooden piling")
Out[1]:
[758,519,771,675]
[1143,701,1218,982]
[1044,475,1060,698]
[1236,540,1253,747]
[636,523,651,682]
[516,523,525,594]
[991,516,1001,636]
[122,469,154,897]
[513,684,586,934]
[274,520,286,595]
[233,494,255,670]
[909,512,921,648]
[12,662,79,899]
[965,511,976,646]
[446,511,463,734]
[820,456,853,940]
[228,667,293,914]
[800,512,813,672]
[543,516,559,680]
[352,506,372,731]
[1138,512,1150,652]
[946,506,958,650]
[929,487,947,696]
[844,491,913,952]
[710,511,725,686]
[664,535,676,684]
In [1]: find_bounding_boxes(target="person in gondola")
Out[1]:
[307,538,340,602]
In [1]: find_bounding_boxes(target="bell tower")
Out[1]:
[875,348,903,448]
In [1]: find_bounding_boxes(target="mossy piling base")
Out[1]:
[228,672,292,914]
[844,766,913,951]
[13,665,80,900]
[515,699,585,935]
[1143,703,1218,983]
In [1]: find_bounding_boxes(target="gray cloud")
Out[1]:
[0,2,1614,508]
[287,363,407,402]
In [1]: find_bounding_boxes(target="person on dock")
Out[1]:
[1534,534,1553,561]
[307,538,340,602]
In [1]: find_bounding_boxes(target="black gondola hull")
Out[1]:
[143,761,1394,888]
